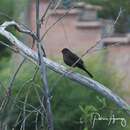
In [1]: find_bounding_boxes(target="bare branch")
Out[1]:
[0,21,129,115]
[41,0,54,23]
[36,1,53,130]
[7,58,26,96]
[1,21,38,40]
[22,88,29,130]
[113,7,124,26]
[0,40,18,53]
[40,7,72,41]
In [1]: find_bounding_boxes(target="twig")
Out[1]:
[41,0,54,23]
[0,98,8,112]
[35,112,39,130]
[7,66,39,115]
[15,108,41,128]
[0,58,26,116]
[0,40,19,53]
[40,7,72,41]
[113,7,124,27]
[22,88,29,130]
[34,87,46,114]
[7,58,26,96]
[14,112,22,128]
[16,100,42,115]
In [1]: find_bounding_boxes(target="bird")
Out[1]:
[61,48,93,78]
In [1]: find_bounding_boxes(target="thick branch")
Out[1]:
[1,21,38,40]
[0,21,130,115]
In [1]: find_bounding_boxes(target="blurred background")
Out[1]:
[0,0,130,130]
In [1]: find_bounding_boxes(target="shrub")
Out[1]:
[0,51,129,130]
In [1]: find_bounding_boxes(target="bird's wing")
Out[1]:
[69,51,83,65]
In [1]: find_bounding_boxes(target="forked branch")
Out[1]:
[0,21,130,116]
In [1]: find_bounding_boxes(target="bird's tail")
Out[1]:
[82,67,93,78]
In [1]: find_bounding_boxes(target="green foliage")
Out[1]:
[0,52,130,130]
[84,0,105,5]
[84,0,130,18]
[84,0,130,33]
[98,0,130,33]
[0,0,15,21]
[0,0,29,58]
[0,0,15,56]
[79,105,98,129]
[79,96,130,130]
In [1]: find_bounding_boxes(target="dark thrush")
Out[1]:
[61,48,93,78]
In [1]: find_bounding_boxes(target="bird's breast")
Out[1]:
[63,53,75,66]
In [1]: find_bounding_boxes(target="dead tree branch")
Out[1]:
[0,21,130,116]
[36,0,54,129]
[1,21,38,40]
